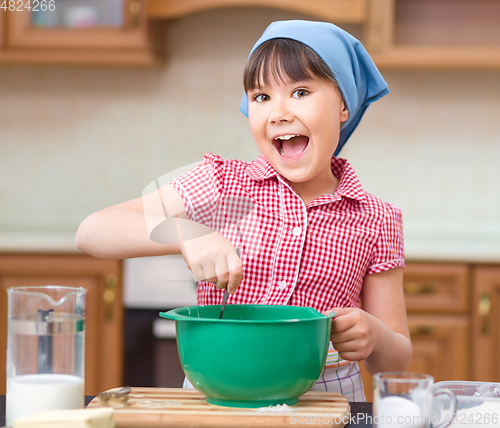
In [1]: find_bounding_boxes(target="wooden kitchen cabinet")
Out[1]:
[0,0,156,65]
[472,266,500,382]
[365,0,500,69]
[2,0,499,68]
[147,0,500,69]
[406,314,469,381]
[402,263,469,313]
[0,254,123,396]
[147,0,369,25]
[402,264,471,385]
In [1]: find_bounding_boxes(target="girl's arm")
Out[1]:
[328,267,412,374]
[75,184,243,293]
[75,184,184,260]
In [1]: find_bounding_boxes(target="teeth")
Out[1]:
[279,141,284,156]
[275,134,297,141]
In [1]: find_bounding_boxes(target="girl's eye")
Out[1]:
[254,94,270,103]
[293,89,309,98]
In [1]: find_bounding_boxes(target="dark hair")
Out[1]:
[243,38,339,92]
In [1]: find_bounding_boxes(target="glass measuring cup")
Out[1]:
[6,286,86,427]
[374,372,457,428]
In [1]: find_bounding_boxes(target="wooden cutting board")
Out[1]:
[88,387,351,428]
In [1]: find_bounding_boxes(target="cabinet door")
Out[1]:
[0,254,123,396]
[3,0,153,65]
[472,266,500,382]
[402,263,469,313]
[9,0,145,48]
[406,314,469,382]
[367,0,500,69]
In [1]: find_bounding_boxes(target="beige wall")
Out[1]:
[0,7,499,259]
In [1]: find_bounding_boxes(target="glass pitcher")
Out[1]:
[6,286,86,427]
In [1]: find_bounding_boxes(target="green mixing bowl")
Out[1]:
[159,304,334,408]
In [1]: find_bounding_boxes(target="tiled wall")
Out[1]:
[1,7,499,258]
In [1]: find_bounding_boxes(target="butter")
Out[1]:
[13,408,114,428]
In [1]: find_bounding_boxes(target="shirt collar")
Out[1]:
[247,155,367,204]
[330,157,367,204]
[246,155,280,180]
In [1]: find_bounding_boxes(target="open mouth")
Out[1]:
[272,134,309,158]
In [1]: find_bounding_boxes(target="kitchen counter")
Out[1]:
[0,395,374,427]
[404,235,500,263]
[0,233,500,263]
[2,231,500,262]
[0,232,81,253]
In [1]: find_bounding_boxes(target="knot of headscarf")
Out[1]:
[239,20,389,155]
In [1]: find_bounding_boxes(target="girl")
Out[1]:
[76,20,412,401]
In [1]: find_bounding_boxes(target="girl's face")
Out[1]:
[247,75,349,197]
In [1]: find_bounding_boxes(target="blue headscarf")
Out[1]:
[239,20,389,155]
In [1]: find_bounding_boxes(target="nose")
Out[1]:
[268,98,293,124]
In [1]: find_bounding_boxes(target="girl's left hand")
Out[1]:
[325,307,380,362]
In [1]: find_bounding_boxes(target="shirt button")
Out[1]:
[278,280,287,290]
[292,227,302,236]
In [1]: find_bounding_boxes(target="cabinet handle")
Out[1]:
[408,324,436,335]
[129,0,141,28]
[478,293,491,335]
[403,281,437,295]
[103,275,117,321]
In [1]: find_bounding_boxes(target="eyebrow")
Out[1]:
[254,77,317,89]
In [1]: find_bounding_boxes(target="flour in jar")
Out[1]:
[376,396,425,428]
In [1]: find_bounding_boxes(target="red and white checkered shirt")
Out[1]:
[171,153,405,314]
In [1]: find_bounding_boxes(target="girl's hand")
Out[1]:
[325,269,412,374]
[325,307,381,362]
[181,230,243,294]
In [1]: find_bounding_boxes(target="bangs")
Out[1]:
[243,38,337,92]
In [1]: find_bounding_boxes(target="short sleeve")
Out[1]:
[366,203,405,275]
[169,153,225,226]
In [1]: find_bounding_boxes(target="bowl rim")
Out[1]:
[160,304,335,323]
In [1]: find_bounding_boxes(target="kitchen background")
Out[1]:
[2,6,500,259]
[1,1,500,398]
